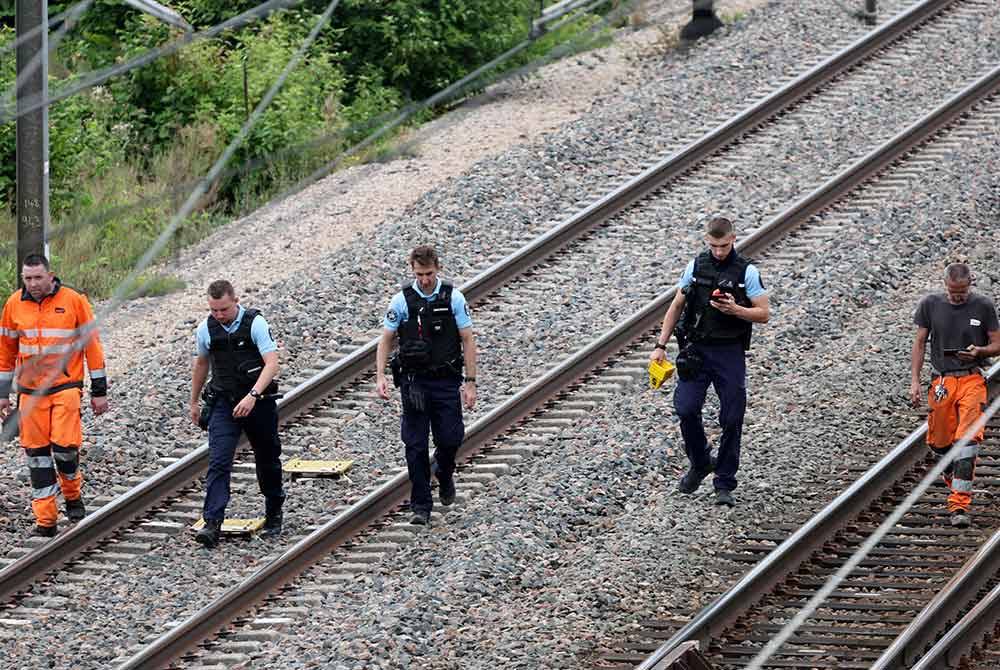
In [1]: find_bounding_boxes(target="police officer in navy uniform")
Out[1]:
[376,246,478,525]
[649,217,769,507]
[189,280,285,547]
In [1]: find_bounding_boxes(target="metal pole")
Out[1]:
[15,0,50,277]
[681,0,722,40]
[865,0,877,25]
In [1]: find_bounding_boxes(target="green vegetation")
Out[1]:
[0,0,612,298]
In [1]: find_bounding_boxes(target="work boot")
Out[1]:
[410,509,430,526]
[195,519,222,548]
[65,497,86,522]
[439,477,456,507]
[715,489,736,507]
[34,524,57,538]
[951,509,971,528]
[261,497,284,538]
[677,466,712,494]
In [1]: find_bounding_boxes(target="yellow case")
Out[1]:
[648,359,676,389]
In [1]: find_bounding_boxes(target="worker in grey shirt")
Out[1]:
[910,262,1000,528]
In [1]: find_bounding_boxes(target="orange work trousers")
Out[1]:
[926,372,986,512]
[18,389,84,528]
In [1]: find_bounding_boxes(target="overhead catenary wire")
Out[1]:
[742,390,1000,670]
[0,0,343,441]
[235,0,646,215]
[0,0,302,125]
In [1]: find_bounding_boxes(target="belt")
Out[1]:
[18,381,84,396]
[936,369,980,378]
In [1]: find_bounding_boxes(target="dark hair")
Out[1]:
[705,216,734,238]
[945,263,972,283]
[22,253,50,270]
[409,245,440,268]
[207,279,236,299]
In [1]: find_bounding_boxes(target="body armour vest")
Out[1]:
[208,308,278,401]
[681,250,754,349]
[397,283,463,377]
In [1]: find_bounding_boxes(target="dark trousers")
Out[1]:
[401,376,465,513]
[673,341,747,492]
[203,397,284,522]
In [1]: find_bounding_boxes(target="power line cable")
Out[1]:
[261,0,643,211]
[0,0,302,125]
[743,389,1000,670]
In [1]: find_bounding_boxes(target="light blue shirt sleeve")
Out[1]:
[249,314,278,354]
[383,292,408,331]
[195,319,210,357]
[744,264,766,298]
[677,261,695,290]
[452,289,473,329]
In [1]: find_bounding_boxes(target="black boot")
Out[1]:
[34,524,57,537]
[65,497,86,522]
[262,496,284,537]
[195,519,222,548]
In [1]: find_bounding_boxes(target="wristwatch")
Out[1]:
[463,376,476,383]
[654,342,667,350]
[249,389,262,399]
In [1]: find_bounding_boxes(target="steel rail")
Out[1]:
[872,526,1000,670]
[635,58,1000,670]
[908,561,1000,670]
[116,38,1000,670]
[0,0,955,608]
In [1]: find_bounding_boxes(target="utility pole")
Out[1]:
[681,0,722,41]
[15,0,50,275]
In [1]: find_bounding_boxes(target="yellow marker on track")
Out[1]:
[192,517,265,535]
[648,359,675,389]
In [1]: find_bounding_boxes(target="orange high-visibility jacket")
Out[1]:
[0,280,107,396]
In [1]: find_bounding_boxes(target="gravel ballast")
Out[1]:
[3,0,999,668]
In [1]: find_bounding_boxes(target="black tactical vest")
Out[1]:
[681,250,755,349]
[208,308,277,401]
[397,283,463,377]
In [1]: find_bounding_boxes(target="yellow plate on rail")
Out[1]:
[191,517,265,534]
[283,458,354,479]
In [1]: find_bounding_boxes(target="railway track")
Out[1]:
[125,28,1000,670]
[2,0,999,667]
[606,383,1000,670]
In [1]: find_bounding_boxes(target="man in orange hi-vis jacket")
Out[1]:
[0,254,109,537]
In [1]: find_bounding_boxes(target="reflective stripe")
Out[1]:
[0,327,18,339]
[952,478,973,492]
[26,456,54,468]
[0,371,13,381]
[31,484,60,499]
[39,328,80,338]
[52,450,77,462]
[90,369,106,379]
[19,342,74,355]
[957,444,980,460]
